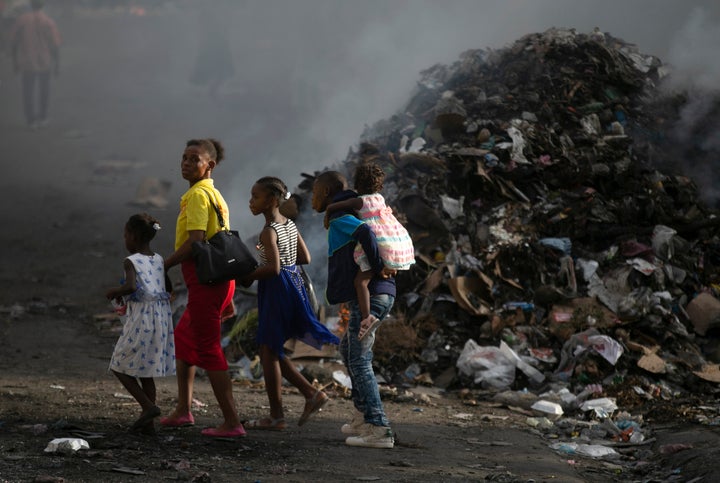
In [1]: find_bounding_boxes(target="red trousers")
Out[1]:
[174,261,235,371]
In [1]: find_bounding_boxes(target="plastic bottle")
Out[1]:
[502,302,535,312]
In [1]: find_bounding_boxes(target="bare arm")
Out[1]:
[244,226,280,281]
[105,259,137,300]
[324,197,363,228]
[327,197,363,214]
[296,230,311,265]
[164,230,205,270]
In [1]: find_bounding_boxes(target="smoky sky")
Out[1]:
[2,0,719,244]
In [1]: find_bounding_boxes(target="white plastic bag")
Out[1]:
[44,438,90,453]
[456,339,516,389]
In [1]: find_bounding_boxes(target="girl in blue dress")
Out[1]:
[242,176,339,430]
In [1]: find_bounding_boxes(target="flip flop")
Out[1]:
[243,418,287,431]
[159,412,195,427]
[358,315,381,341]
[298,391,328,426]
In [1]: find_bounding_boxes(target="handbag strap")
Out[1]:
[198,188,228,230]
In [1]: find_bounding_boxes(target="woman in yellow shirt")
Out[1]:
[162,138,245,437]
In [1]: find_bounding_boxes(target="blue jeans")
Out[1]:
[340,294,394,427]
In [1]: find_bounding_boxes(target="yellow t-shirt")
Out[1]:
[175,179,230,250]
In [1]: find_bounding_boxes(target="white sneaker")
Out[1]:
[345,424,394,448]
[340,411,365,435]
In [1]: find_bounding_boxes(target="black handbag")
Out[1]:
[191,190,257,284]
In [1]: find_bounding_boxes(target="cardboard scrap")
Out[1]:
[448,276,491,316]
[686,292,720,336]
[693,364,720,383]
[637,346,666,374]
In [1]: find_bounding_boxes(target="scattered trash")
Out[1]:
[333,370,352,389]
[550,442,619,459]
[531,400,564,419]
[44,438,90,454]
[112,467,146,476]
[211,25,720,474]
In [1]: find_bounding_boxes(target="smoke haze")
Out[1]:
[1,0,719,249]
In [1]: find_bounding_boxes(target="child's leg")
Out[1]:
[138,377,158,433]
[354,270,374,320]
[279,356,317,401]
[355,270,382,340]
[259,344,284,420]
[279,356,328,426]
[113,371,161,430]
[113,371,156,411]
[140,377,157,405]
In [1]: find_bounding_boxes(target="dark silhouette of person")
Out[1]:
[8,0,60,128]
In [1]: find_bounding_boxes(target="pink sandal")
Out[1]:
[159,412,194,427]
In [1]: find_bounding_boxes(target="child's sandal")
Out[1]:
[298,391,329,426]
[358,315,380,341]
[243,417,287,431]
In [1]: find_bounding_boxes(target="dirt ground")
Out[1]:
[1,6,720,483]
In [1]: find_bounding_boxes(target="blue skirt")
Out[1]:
[257,265,339,358]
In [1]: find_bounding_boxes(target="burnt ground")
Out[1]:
[2,6,720,483]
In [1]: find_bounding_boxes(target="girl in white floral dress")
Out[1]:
[106,213,175,433]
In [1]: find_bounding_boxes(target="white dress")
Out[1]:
[109,253,176,377]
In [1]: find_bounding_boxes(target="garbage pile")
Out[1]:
[281,28,720,410]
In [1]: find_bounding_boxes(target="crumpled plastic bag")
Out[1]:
[44,438,90,454]
[499,341,545,384]
[578,334,624,365]
[652,224,677,261]
[456,339,515,389]
[506,121,530,164]
[550,441,619,458]
[556,329,624,379]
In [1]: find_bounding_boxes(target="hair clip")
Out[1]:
[284,192,292,200]
[152,222,161,231]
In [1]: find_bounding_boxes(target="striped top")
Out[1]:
[257,219,298,267]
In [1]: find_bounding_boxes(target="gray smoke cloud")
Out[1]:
[660,7,720,204]
[667,7,720,92]
[220,0,720,236]
[2,0,719,263]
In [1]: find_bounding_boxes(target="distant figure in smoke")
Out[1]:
[105,213,175,435]
[189,9,234,100]
[8,0,60,128]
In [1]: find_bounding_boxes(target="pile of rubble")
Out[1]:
[282,28,720,410]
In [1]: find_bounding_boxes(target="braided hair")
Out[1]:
[126,213,161,244]
[255,176,289,201]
